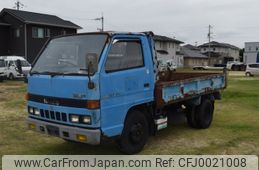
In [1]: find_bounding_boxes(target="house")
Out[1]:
[243,42,259,64]
[198,41,240,66]
[0,8,81,63]
[181,44,208,68]
[154,35,184,68]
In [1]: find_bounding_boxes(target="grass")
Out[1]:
[0,72,259,164]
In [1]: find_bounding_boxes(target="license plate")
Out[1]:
[46,125,60,137]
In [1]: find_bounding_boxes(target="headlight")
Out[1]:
[70,115,79,123]
[28,107,34,114]
[34,109,40,116]
[82,116,91,124]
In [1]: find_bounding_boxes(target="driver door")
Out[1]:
[99,37,153,136]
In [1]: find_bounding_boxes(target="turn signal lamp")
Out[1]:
[25,93,30,100]
[86,100,100,109]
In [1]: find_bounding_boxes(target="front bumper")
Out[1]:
[27,118,101,145]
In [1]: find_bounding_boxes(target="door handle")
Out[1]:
[144,83,150,88]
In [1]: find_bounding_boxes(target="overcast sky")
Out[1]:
[1,0,259,48]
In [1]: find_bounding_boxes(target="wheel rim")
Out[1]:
[129,122,144,144]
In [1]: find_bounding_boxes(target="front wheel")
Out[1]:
[117,110,149,154]
[246,72,253,77]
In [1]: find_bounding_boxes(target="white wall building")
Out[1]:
[244,42,259,64]
[199,41,240,65]
[154,35,184,68]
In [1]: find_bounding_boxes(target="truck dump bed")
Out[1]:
[155,72,226,108]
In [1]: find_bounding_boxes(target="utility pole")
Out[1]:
[14,0,24,10]
[208,25,213,59]
[94,13,104,32]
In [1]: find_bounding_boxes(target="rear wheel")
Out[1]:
[186,106,198,128]
[117,110,149,154]
[195,99,214,129]
[186,99,214,129]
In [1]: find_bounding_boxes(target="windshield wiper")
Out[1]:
[62,72,87,76]
[30,71,64,77]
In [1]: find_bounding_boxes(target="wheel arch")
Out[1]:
[124,102,155,135]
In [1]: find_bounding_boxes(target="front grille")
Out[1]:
[40,109,67,122]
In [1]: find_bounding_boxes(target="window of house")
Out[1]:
[105,40,144,72]
[45,28,50,37]
[204,48,206,51]
[213,48,216,51]
[14,28,20,38]
[256,47,258,51]
[32,27,44,38]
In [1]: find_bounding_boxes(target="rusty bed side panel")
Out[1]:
[155,72,226,108]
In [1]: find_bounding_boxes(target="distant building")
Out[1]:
[181,44,208,68]
[199,41,240,66]
[0,8,81,63]
[244,42,259,64]
[154,35,184,67]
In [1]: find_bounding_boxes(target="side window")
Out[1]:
[8,61,14,67]
[250,64,259,68]
[105,40,144,72]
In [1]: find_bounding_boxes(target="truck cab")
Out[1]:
[27,32,226,154]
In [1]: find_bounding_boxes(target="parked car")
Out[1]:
[226,61,246,71]
[245,63,259,76]
[193,65,225,70]
[158,59,177,71]
[0,59,7,82]
[0,56,31,79]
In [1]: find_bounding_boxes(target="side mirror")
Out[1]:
[85,53,98,75]
[85,53,98,89]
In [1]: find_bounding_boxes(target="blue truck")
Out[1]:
[26,32,226,154]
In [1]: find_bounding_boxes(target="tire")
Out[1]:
[117,110,149,154]
[186,106,198,128]
[8,73,14,80]
[246,72,253,77]
[195,99,214,129]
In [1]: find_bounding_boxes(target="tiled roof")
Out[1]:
[1,8,81,29]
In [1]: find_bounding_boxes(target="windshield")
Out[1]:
[31,34,108,75]
[15,60,30,67]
